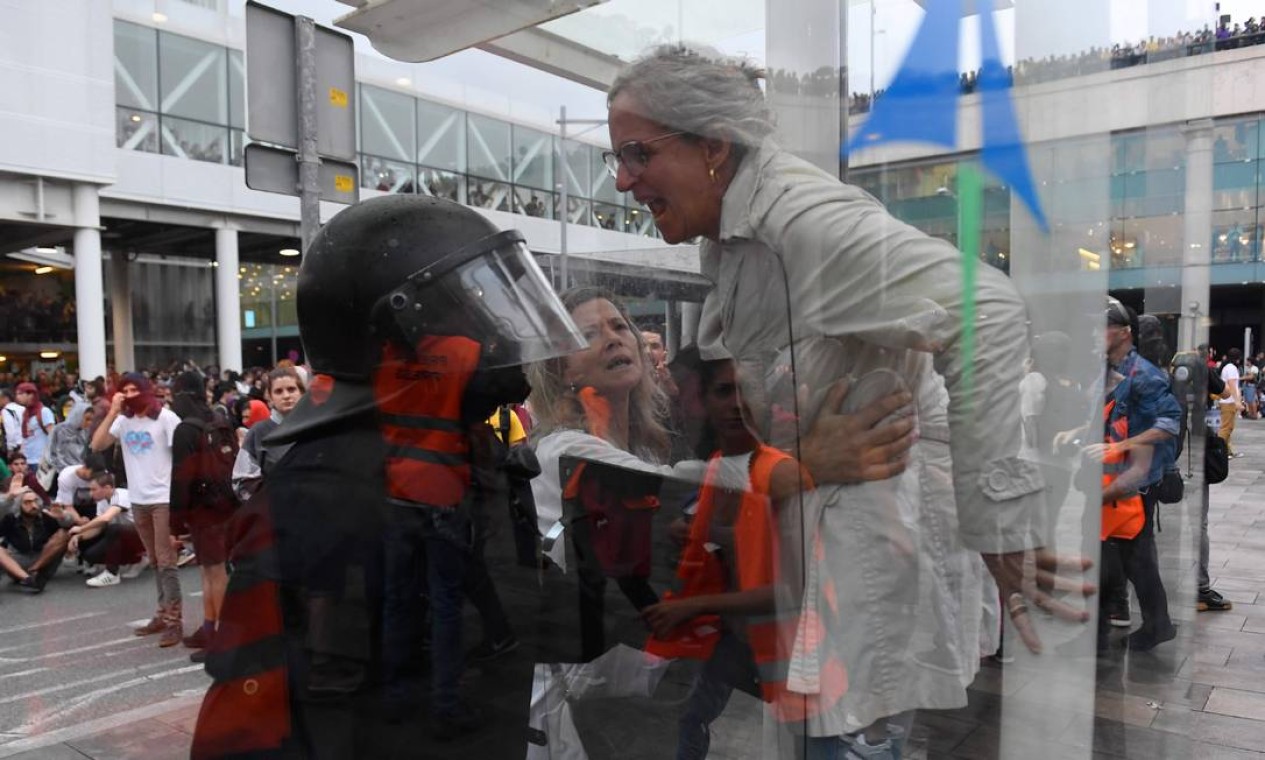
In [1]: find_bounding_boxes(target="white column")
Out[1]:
[109,252,135,372]
[215,226,243,372]
[1180,119,1215,352]
[680,301,701,348]
[72,183,107,379]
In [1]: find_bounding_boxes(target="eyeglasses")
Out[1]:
[601,132,685,179]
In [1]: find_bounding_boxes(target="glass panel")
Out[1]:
[127,258,215,344]
[562,138,589,197]
[160,116,228,163]
[418,166,464,203]
[360,85,416,163]
[563,195,591,225]
[1213,118,1261,163]
[512,125,554,191]
[114,20,158,112]
[117,107,160,153]
[417,99,466,172]
[228,49,245,130]
[229,129,245,167]
[592,202,622,230]
[158,31,228,124]
[513,186,554,219]
[589,144,622,203]
[467,178,512,212]
[1212,208,1259,262]
[360,155,416,193]
[1211,162,1259,209]
[467,113,512,181]
[623,204,653,236]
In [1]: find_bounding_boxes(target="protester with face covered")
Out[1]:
[14,382,55,466]
[91,372,185,647]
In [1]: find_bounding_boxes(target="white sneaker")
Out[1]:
[119,563,145,579]
[86,570,120,588]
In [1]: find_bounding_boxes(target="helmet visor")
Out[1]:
[386,232,585,369]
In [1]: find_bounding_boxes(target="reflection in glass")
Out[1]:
[419,167,464,203]
[361,155,417,194]
[228,49,245,130]
[159,31,228,125]
[468,179,512,212]
[513,187,554,219]
[117,108,160,153]
[512,125,554,191]
[114,21,158,112]
[361,85,416,163]
[160,116,228,164]
[417,100,466,172]
[592,202,622,231]
[468,113,512,181]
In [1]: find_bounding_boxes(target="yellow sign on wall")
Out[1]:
[333,175,354,193]
[329,87,348,108]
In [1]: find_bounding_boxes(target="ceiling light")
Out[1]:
[0,356,6,363]
[130,114,142,123]
[279,248,300,257]
[34,266,54,275]
[395,77,412,87]
[152,11,168,23]
[39,351,60,359]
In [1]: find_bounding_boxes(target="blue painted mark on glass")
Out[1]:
[844,0,1049,232]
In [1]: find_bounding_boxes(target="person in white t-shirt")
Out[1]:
[67,471,144,587]
[1218,348,1244,457]
[91,373,184,646]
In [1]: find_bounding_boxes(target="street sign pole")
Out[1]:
[558,105,568,290]
[295,16,322,254]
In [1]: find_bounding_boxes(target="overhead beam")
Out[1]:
[477,26,624,92]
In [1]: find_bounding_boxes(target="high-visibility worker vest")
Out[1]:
[1101,398,1146,541]
[645,445,846,722]
[373,336,481,507]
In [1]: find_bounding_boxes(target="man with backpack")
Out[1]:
[170,370,238,661]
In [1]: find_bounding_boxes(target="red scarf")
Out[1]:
[16,383,46,438]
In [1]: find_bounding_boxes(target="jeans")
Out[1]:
[1102,491,1171,634]
[1198,481,1212,591]
[677,633,759,760]
[132,503,182,625]
[382,506,508,717]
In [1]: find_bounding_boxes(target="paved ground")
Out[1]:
[4,421,1265,758]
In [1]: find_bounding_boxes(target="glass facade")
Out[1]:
[113,19,244,166]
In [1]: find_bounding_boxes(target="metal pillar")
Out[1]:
[1180,119,1215,352]
[558,105,569,290]
[109,252,134,372]
[295,16,321,254]
[72,184,107,379]
[215,226,243,372]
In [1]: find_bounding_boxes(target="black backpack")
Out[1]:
[183,416,240,512]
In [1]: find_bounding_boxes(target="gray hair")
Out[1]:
[608,44,776,152]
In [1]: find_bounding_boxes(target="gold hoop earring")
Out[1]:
[709,166,717,183]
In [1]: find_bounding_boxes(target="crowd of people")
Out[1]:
[847,16,1265,113]
[1,364,306,660]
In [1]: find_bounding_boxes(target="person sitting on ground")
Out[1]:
[0,488,68,593]
[66,471,145,588]
[3,452,49,513]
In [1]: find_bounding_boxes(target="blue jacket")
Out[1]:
[1109,349,1181,488]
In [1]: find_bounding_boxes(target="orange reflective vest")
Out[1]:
[1101,399,1145,541]
[646,445,846,722]
[374,336,481,507]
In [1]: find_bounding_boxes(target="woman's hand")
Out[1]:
[982,549,1095,655]
[642,598,701,639]
[799,378,916,484]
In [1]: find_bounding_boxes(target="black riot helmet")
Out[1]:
[297,195,584,380]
